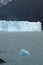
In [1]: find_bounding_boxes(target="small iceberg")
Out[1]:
[19,49,30,56]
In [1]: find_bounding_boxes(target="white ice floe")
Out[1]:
[19,49,30,56]
[0,20,41,31]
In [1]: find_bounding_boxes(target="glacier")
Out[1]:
[0,20,41,31]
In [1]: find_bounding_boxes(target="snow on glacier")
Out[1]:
[0,20,41,31]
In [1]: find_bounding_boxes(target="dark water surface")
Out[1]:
[0,32,43,65]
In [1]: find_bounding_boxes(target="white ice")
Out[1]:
[0,20,41,31]
[19,49,30,56]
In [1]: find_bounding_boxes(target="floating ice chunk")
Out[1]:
[19,49,30,56]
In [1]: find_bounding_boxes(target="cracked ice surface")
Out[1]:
[0,20,41,32]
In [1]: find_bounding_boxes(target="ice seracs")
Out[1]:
[0,21,41,31]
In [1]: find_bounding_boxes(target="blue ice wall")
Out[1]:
[0,21,41,31]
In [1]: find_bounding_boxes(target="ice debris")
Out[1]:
[19,49,30,56]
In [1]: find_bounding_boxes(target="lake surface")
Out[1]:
[0,32,43,65]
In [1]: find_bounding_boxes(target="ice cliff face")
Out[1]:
[0,21,41,31]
